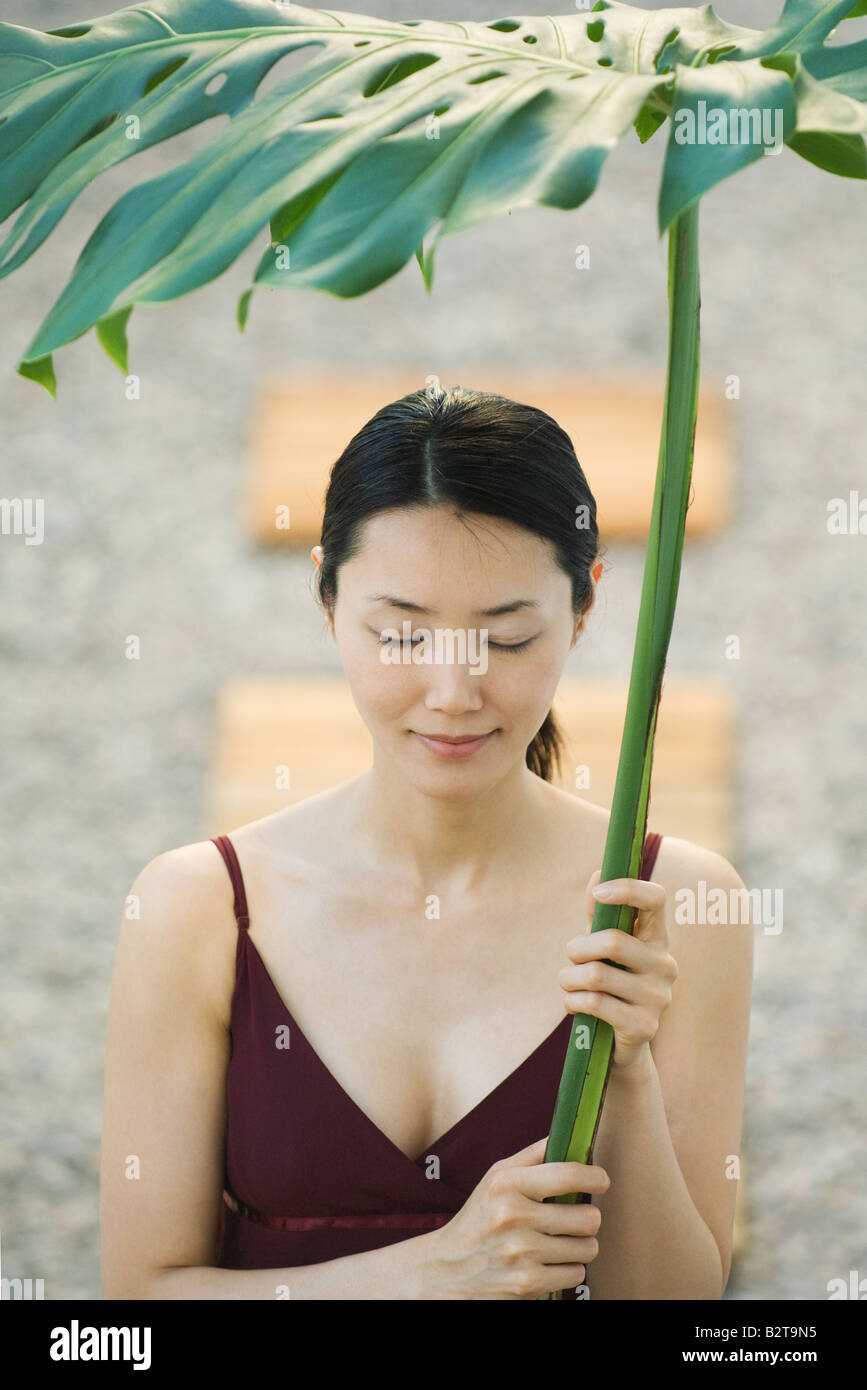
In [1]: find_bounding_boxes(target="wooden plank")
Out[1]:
[205,673,734,861]
[245,370,732,546]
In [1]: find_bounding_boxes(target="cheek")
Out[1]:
[343,645,414,719]
[500,648,562,713]
[535,647,568,703]
[476,649,563,731]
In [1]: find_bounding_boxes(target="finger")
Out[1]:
[490,1136,550,1172]
[533,1262,589,1297]
[588,876,666,914]
[564,929,678,984]
[535,1232,601,1267]
[559,960,664,1008]
[566,927,655,969]
[586,876,668,946]
[513,1161,611,1202]
[534,1199,603,1240]
[563,990,655,1043]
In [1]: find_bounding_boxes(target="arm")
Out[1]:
[99,842,440,1300]
[578,841,754,1300]
[148,1236,440,1300]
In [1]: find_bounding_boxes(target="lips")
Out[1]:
[417,733,493,743]
[411,730,496,758]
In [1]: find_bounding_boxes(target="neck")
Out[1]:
[348,752,548,898]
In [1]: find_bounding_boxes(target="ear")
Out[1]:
[311,547,335,636]
[570,564,602,649]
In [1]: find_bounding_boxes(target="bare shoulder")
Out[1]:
[649,832,754,978]
[537,783,742,897]
[118,838,240,1031]
[224,775,371,880]
[652,832,747,895]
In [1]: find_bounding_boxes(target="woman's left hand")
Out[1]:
[557,869,677,1075]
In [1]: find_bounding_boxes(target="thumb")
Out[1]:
[586,868,604,926]
[497,1136,550,1169]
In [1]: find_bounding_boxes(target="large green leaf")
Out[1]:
[720,0,861,59]
[803,34,867,99]
[0,0,864,388]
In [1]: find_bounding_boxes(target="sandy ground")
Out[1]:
[1,0,865,1300]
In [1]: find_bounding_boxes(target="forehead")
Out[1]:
[344,507,563,599]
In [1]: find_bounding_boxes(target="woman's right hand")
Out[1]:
[420,1136,609,1299]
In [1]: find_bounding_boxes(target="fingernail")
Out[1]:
[592,883,613,899]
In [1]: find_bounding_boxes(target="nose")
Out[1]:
[422,652,485,715]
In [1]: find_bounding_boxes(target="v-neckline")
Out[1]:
[240,931,573,1171]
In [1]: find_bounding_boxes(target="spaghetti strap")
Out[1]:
[211,834,250,932]
[641,830,663,880]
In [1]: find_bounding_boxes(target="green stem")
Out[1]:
[537,198,701,1300]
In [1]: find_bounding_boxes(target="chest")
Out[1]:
[244,877,586,1162]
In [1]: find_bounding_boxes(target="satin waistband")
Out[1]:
[222,1190,454,1232]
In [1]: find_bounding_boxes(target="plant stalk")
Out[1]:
[537,198,702,1300]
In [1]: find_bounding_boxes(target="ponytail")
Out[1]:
[526,708,565,783]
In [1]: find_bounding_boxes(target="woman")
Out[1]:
[100,384,752,1300]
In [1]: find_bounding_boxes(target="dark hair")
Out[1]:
[315,383,603,782]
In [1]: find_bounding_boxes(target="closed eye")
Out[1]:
[489,638,535,652]
[376,631,536,652]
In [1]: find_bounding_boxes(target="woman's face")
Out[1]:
[318,506,589,794]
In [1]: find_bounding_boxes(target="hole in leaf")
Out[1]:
[653,27,679,70]
[354,40,370,47]
[255,46,319,100]
[522,35,538,44]
[362,53,439,98]
[382,107,442,139]
[707,43,737,64]
[597,57,613,67]
[73,112,120,149]
[434,104,450,116]
[46,25,91,37]
[143,55,188,96]
[468,71,507,84]
[488,20,521,32]
[587,21,605,42]
[205,72,228,96]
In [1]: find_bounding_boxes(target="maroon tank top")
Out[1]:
[210,828,663,1298]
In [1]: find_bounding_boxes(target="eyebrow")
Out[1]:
[364,594,542,617]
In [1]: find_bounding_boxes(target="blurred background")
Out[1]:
[1,0,865,1300]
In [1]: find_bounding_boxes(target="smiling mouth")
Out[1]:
[413,732,496,743]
